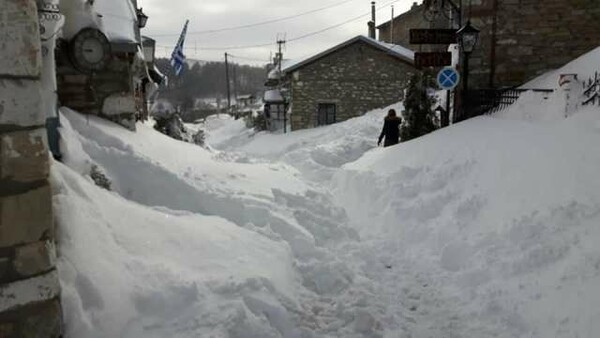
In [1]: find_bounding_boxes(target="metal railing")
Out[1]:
[583,72,600,106]
[456,88,554,121]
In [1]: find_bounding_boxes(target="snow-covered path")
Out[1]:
[54,49,600,337]
[205,104,600,338]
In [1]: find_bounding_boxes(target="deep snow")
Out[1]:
[54,48,600,337]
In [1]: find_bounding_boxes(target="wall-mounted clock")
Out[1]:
[70,28,111,72]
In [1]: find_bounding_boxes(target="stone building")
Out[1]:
[377,2,449,53]
[56,0,151,130]
[378,0,600,88]
[280,35,415,131]
[0,0,62,336]
[468,0,600,88]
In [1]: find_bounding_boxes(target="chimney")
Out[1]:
[369,1,376,39]
[368,21,375,39]
[412,2,418,9]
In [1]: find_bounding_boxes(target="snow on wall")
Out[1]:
[60,0,137,43]
[60,0,101,40]
[94,0,137,43]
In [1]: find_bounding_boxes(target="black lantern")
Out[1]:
[456,21,480,122]
[137,8,148,28]
[457,21,480,54]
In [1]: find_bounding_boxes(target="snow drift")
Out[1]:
[54,46,600,337]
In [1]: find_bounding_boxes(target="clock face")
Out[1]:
[70,28,111,72]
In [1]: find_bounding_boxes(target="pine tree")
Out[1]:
[400,71,438,142]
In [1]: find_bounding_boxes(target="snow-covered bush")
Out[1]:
[192,129,205,146]
[90,164,111,190]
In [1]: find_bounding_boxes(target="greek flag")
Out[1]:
[170,20,189,76]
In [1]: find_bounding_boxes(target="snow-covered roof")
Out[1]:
[281,35,414,74]
[264,89,284,103]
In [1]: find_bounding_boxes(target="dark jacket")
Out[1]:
[378,116,402,147]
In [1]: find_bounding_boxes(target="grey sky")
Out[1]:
[139,0,417,65]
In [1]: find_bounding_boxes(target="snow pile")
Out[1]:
[333,109,600,337]
[496,46,600,123]
[205,103,402,182]
[54,162,297,337]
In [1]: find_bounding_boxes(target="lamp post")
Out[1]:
[457,20,480,120]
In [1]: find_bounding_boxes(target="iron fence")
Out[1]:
[583,72,600,106]
[456,88,554,121]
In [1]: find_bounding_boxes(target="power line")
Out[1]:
[152,0,360,37]
[228,54,271,63]
[155,0,400,52]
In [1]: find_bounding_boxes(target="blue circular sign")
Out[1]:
[437,67,460,90]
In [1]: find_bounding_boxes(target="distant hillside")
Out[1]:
[155,58,267,112]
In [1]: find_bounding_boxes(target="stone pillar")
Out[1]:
[559,74,581,118]
[0,0,62,336]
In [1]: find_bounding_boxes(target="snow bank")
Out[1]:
[523,46,600,90]
[56,107,376,337]
[53,160,299,337]
[333,111,600,337]
[206,103,402,182]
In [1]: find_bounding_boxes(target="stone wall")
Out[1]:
[56,42,138,130]
[289,40,415,130]
[0,0,62,336]
[470,0,600,87]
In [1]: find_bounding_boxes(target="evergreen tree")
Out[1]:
[400,71,438,142]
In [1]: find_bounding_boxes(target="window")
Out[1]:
[317,103,336,126]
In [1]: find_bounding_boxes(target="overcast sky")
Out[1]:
[139,0,418,65]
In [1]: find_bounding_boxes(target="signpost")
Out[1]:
[409,29,457,44]
[414,52,452,69]
[437,67,460,90]
[409,27,460,126]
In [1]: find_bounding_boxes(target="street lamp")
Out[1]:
[137,8,148,28]
[457,21,480,120]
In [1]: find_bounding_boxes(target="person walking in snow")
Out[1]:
[378,109,402,147]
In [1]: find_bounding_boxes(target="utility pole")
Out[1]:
[224,52,231,111]
[232,62,238,105]
[390,5,394,43]
[276,37,286,133]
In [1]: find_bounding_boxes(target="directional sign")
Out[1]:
[410,29,457,44]
[437,67,460,90]
[414,52,452,69]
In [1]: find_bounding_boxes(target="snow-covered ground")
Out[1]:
[54,49,600,337]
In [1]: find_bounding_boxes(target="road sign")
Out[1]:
[414,52,452,69]
[437,67,460,90]
[409,29,457,44]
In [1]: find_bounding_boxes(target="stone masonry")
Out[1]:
[379,0,600,89]
[470,0,600,88]
[0,0,62,336]
[288,40,415,130]
[377,2,449,53]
